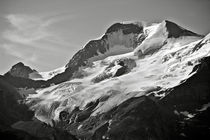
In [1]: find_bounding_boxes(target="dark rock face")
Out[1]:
[1,20,209,140]
[48,23,144,85]
[0,76,34,129]
[45,20,203,85]
[1,20,203,89]
[91,58,136,83]
[179,108,210,140]
[113,58,136,77]
[106,22,143,34]
[7,62,36,79]
[52,56,210,140]
[0,120,78,140]
[11,120,78,140]
[0,76,35,139]
[0,76,78,140]
[0,22,143,88]
[0,129,40,140]
[164,20,203,38]
[2,73,47,88]
[2,62,48,88]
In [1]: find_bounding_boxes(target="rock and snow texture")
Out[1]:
[29,66,66,81]
[5,61,66,81]
[133,20,202,56]
[46,22,145,84]
[26,20,210,125]
[65,22,144,69]
[6,62,36,79]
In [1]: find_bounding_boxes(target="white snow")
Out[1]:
[26,25,210,123]
[134,21,168,56]
[180,111,195,119]
[29,66,66,81]
[197,102,210,112]
[88,45,133,62]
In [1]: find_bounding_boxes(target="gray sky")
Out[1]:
[0,0,209,74]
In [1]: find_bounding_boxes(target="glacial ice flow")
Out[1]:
[27,22,210,124]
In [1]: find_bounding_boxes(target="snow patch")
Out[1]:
[29,66,66,81]
[197,102,210,112]
[26,25,210,123]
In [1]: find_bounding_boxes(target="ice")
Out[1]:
[29,66,66,81]
[27,24,210,123]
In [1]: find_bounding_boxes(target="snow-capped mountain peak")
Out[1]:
[26,20,210,127]
[6,62,36,79]
[134,20,203,57]
[3,19,209,140]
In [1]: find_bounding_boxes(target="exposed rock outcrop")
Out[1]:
[164,20,203,38]
[0,76,78,140]
[92,58,136,83]
[0,76,34,129]
[53,57,210,140]
[48,22,144,84]
[1,20,210,140]
[7,62,36,79]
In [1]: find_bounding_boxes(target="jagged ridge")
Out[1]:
[1,20,210,140]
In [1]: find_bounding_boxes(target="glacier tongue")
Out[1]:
[27,23,210,124]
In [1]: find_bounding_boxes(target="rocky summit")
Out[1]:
[7,62,36,79]
[1,20,210,140]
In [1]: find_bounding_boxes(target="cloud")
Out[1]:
[1,13,77,68]
[3,14,70,46]
[2,13,77,49]
[2,43,37,63]
[4,15,48,44]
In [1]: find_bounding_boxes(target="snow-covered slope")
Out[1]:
[26,20,210,126]
[29,66,66,81]
[134,20,202,56]
[46,22,145,84]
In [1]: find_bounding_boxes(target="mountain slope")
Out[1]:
[1,20,210,139]
[6,62,36,79]
[0,76,78,140]
[24,20,210,139]
[0,76,34,129]
[3,20,202,87]
[46,22,145,84]
[2,22,145,87]
[29,66,66,81]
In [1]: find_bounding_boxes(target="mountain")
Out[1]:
[0,75,77,140]
[46,21,145,84]
[24,20,210,140]
[3,20,203,87]
[1,20,210,139]
[0,76,34,129]
[40,20,202,85]
[2,21,145,87]
[4,61,65,84]
[6,62,36,79]
[29,66,66,81]
[2,62,46,88]
[0,76,35,139]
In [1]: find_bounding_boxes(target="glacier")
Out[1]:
[26,20,210,126]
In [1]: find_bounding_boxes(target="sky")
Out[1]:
[0,0,209,74]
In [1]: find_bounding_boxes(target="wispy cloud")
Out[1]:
[1,13,75,67]
[3,14,72,46]
[2,43,37,63]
